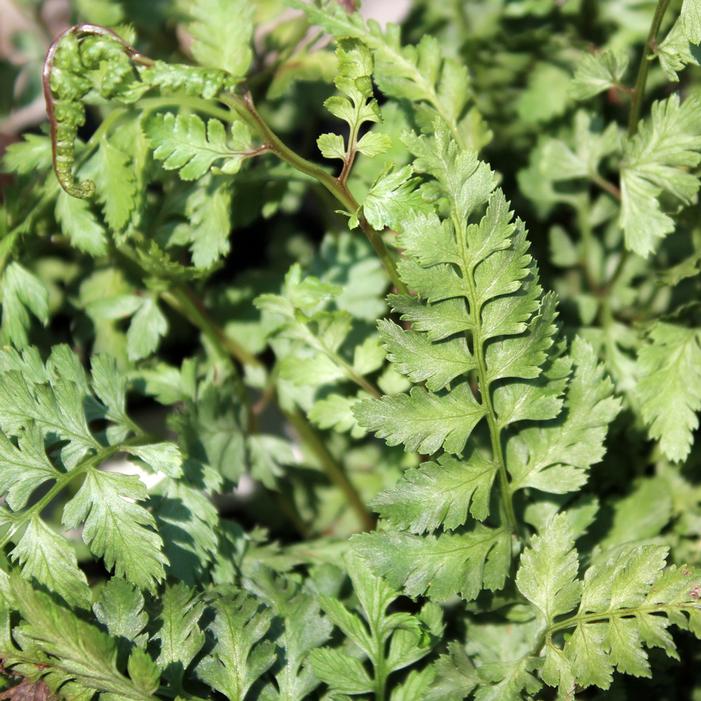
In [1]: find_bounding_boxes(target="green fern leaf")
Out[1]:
[290,0,488,149]
[94,138,136,230]
[518,515,701,694]
[93,578,149,649]
[62,468,168,590]
[637,322,701,463]
[249,568,332,701]
[317,39,389,167]
[571,49,629,99]
[153,583,205,688]
[196,592,277,700]
[55,190,108,256]
[8,515,91,609]
[620,94,701,256]
[506,337,621,493]
[1,263,49,347]
[354,125,618,603]
[4,575,160,699]
[0,346,176,595]
[185,0,254,78]
[145,113,253,181]
[357,384,485,455]
[371,450,496,532]
[353,526,510,601]
[310,554,442,696]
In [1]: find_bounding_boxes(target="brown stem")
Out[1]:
[338,143,357,186]
[338,119,360,186]
[242,144,273,158]
[591,173,621,200]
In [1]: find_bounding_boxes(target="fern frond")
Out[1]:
[0,347,182,596]
[353,125,619,600]
[636,321,701,463]
[518,513,701,695]
[289,0,490,150]
[309,553,442,697]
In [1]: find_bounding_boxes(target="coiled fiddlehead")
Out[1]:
[43,24,241,200]
[43,24,154,198]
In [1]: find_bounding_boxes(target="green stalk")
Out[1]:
[161,286,262,368]
[138,95,236,123]
[452,214,519,536]
[372,615,388,701]
[330,351,381,398]
[627,0,672,136]
[161,285,375,532]
[285,408,376,531]
[299,325,381,398]
[547,602,700,636]
[222,93,408,295]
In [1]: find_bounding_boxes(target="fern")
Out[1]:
[4,0,701,698]
[144,113,255,180]
[620,94,701,256]
[0,346,181,600]
[3,574,161,699]
[184,0,254,78]
[517,513,701,695]
[289,0,491,151]
[353,127,619,600]
[308,554,442,699]
[636,321,701,463]
[316,39,390,178]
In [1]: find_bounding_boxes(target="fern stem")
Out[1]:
[332,353,381,398]
[158,286,318,538]
[372,620,388,701]
[338,104,362,186]
[590,173,621,200]
[137,96,236,123]
[627,0,672,136]
[162,287,262,368]
[285,408,376,531]
[547,601,701,635]
[222,93,408,295]
[157,274,375,532]
[452,214,519,536]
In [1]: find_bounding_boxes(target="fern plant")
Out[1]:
[1,0,701,699]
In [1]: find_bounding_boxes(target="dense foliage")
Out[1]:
[1,0,701,698]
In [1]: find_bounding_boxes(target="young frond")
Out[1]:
[317,40,390,171]
[289,0,490,150]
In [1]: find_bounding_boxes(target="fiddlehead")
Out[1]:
[43,24,154,198]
